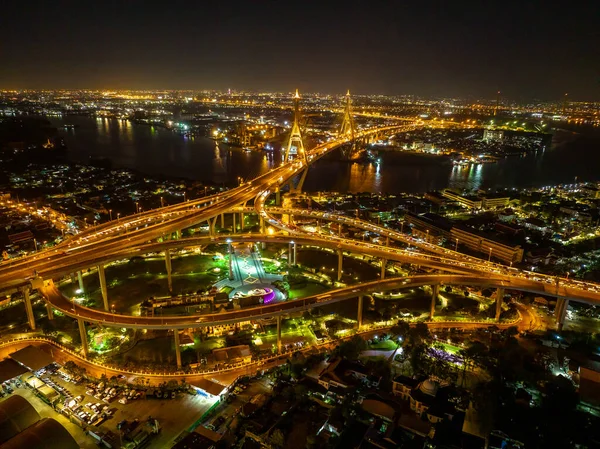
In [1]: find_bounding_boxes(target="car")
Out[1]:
[118,398,128,405]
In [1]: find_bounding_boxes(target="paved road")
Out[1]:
[0,124,416,293]
[42,273,518,329]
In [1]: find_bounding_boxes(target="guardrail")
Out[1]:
[0,312,521,381]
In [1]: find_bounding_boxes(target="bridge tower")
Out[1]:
[339,90,357,159]
[283,89,306,163]
[283,89,310,192]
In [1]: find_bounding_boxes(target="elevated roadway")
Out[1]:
[34,233,600,330]
[0,123,417,293]
[42,274,512,330]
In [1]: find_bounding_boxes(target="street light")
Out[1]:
[488,247,493,262]
[109,209,113,221]
[455,238,459,252]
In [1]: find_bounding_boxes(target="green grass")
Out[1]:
[368,340,399,351]
[438,342,461,355]
[289,283,328,299]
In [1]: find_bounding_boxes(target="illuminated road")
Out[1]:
[0,123,417,293]
[0,115,598,328]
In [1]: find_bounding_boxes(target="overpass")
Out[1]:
[28,231,600,366]
[0,123,417,295]
[1,91,599,371]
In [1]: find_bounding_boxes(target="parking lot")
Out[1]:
[36,372,217,448]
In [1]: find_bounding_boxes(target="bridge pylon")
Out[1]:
[283,89,306,164]
[339,90,356,160]
[283,89,309,193]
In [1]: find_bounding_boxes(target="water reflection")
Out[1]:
[50,116,600,193]
[448,163,483,191]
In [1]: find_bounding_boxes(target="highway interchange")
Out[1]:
[1,114,600,372]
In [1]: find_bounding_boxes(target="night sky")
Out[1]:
[2,0,599,100]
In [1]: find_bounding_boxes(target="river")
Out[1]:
[50,116,600,194]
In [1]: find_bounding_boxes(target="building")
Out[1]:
[424,191,448,206]
[450,225,524,263]
[392,377,458,424]
[498,208,517,221]
[579,366,600,407]
[191,379,228,401]
[0,395,78,449]
[524,217,548,233]
[392,375,420,401]
[441,189,483,209]
[9,345,55,373]
[171,425,223,449]
[405,212,453,243]
[483,129,504,142]
[582,184,600,199]
[495,222,524,237]
[482,195,510,209]
[524,248,556,266]
[211,345,252,365]
[317,357,381,390]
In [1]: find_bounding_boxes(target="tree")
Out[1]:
[270,429,286,448]
[364,357,392,388]
[409,343,428,376]
[410,322,430,345]
[481,288,493,298]
[445,286,452,293]
[539,375,579,447]
[336,335,367,360]
[381,306,393,322]
[390,320,410,342]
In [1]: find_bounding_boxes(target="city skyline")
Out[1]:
[2,1,599,101]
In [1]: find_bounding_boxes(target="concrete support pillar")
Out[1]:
[176,230,182,239]
[165,249,173,293]
[293,242,297,265]
[174,330,182,369]
[220,213,225,228]
[337,249,343,282]
[555,298,569,330]
[288,243,293,265]
[22,288,36,330]
[228,242,234,280]
[275,188,281,206]
[259,216,265,234]
[240,212,244,230]
[78,319,88,358]
[98,265,109,311]
[430,284,439,319]
[386,236,390,247]
[357,295,363,329]
[232,212,236,233]
[77,271,84,292]
[495,288,505,322]
[380,259,387,279]
[46,302,54,321]
[276,316,282,354]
